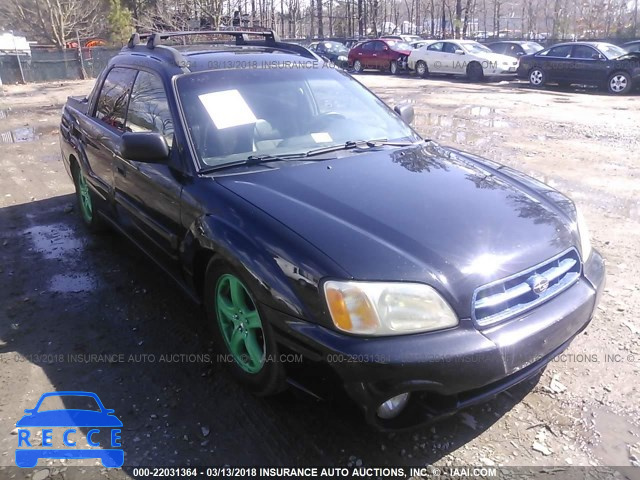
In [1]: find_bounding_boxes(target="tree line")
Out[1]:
[0,0,637,48]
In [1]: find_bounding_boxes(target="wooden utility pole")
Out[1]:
[76,31,87,80]
[317,0,324,37]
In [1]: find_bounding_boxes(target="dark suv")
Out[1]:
[60,30,605,429]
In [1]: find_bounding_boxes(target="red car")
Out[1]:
[348,39,412,74]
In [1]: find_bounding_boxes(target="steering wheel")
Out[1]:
[308,112,347,131]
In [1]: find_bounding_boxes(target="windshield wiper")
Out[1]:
[199,153,307,173]
[303,139,420,158]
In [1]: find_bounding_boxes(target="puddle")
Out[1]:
[424,109,511,131]
[0,126,42,143]
[418,112,506,146]
[48,273,97,293]
[590,407,640,466]
[23,223,85,260]
[0,125,54,143]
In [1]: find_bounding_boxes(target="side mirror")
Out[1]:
[120,132,169,162]
[592,53,605,60]
[394,104,414,125]
[455,49,465,55]
[516,51,524,56]
[383,45,389,51]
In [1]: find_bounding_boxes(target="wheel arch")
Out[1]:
[182,213,314,321]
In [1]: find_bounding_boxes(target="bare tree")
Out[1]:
[0,0,103,48]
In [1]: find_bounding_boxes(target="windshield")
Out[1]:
[596,43,626,59]
[522,42,543,54]
[176,66,419,169]
[462,42,492,54]
[386,40,412,51]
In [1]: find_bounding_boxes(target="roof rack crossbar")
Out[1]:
[135,30,281,45]
[124,30,318,68]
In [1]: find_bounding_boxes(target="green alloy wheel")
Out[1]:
[215,274,266,374]
[77,170,93,223]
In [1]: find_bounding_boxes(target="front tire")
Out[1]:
[352,60,363,73]
[529,67,546,87]
[390,60,399,75]
[72,164,105,232]
[204,260,285,396]
[416,60,429,78]
[467,62,484,82]
[608,71,631,95]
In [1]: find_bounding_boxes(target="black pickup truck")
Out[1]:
[60,30,605,429]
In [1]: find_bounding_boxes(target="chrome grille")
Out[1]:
[472,248,582,327]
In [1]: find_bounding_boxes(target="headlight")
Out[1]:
[575,207,592,260]
[323,281,458,336]
[337,55,347,62]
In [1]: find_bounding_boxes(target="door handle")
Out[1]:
[117,165,126,177]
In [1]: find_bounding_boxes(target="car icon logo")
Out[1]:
[528,274,550,295]
[15,391,123,468]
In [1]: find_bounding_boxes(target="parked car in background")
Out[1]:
[381,34,421,44]
[622,40,640,53]
[486,40,543,58]
[349,38,412,74]
[408,39,518,81]
[308,40,349,68]
[411,40,436,50]
[517,41,640,94]
[344,37,366,49]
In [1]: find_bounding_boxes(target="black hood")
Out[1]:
[216,142,578,317]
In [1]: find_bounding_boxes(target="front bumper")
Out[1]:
[268,249,605,429]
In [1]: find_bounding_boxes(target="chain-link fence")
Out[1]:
[0,47,122,84]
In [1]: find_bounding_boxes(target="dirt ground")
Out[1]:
[0,75,639,478]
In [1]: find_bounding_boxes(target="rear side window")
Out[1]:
[362,42,374,51]
[571,45,597,59]
[545,45,572,57]
[95,67,137,131]
[126,71,174,147]
[489,43,506,54]
[442,42,458,54]
[427,42,444,51]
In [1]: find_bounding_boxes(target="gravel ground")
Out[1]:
[0,76,639,478]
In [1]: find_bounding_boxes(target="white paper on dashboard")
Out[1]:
[311,132,332,143]
[198,90,257,129]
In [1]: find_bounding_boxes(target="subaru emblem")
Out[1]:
[529,274,549,295]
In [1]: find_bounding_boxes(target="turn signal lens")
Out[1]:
[325,285,379,334]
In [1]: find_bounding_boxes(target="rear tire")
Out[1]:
[608,71,631,95]
[204,259,286,396]
[352,60,363,73]
[529,67,546,87]
[416,60,429,78]
[467,62,484,82]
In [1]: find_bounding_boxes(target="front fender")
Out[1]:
[180,205,350,328]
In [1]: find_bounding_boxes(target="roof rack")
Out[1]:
[124,30,318,69]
